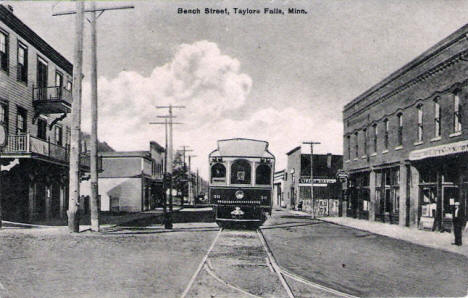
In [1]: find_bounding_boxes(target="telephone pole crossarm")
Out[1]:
[52,5,135,16]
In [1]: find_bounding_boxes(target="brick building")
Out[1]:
[284,146,342,215]
[0,5,89,222]
[343,24,468,231]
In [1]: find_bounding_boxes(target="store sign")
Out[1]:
[299,177,336,184]
[409,140,468,161]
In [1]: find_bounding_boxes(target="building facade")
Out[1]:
[0,5,88,222]
[273,170,286,208]
[343,24,468,230]
[284,146,343,215]
[81,142,165,213]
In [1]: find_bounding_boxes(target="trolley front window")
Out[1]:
[256,164,271,185]
[231,159,251,185]
[211,163,226,183]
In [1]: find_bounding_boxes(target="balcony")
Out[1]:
[0,134,91,170]
[32,86,72,115]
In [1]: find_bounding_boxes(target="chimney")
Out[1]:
[327,153,332,169]
[7,5,13,13]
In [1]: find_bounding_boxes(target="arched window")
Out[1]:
[256,164,271,185]
[231,159,251,185]
[211,163,226,183]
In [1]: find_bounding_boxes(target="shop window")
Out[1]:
[256,164,271,185]
[417,104,423,142]
[354,131,358,158]
[434,98,441,138]
[16,106,27,134]
[211,163,226,183]
[397,113,403,146]
[373,123,378,153]
[453,92,462,133]
[231,159,251,184]
[383,119,389,150]
[17,42,27,83]
[0,31,9,73]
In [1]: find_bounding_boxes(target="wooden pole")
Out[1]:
[67,0,85,233]
[90,1,100,232]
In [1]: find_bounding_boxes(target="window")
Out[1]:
[256,164,271,185]
[0,31,8,72]
[354,132,359,158]
[346,135,351,160]
[55,126,63,146]
[384,119,389,150]
[434,99,441,138]
[0,102,8,132]
[66,81,72,91]
[55,71,63,99]
[36,57,48,100]
[363,128,367,156]
[373,124,378,153]
[454,92,462,133]
[397,113,403,146]
[65,127,71,146]
[16,106,27,134]
[17,43,27,82]
[417,104,423,142]
[37,118,47,140]
[231,159,251,184]
[211,163,226,183]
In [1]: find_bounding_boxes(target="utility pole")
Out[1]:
[55,2,134,232]
[151,105,185,228]
[303,141,320,219]
[188,155,197,205]
[196,168,199,196]
[53,0,85,233]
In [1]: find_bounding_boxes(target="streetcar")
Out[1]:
[208,138,275,228]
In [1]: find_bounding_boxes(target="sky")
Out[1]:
[5,0,468,179]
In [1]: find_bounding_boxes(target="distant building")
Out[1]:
[284,146,343,215]
[0,5,88,222]
[81,141,165,213]
[273,170,286,208]
[343,24,468,231]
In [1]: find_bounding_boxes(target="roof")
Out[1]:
[209,138,274,158]
[150,141,165,153]
[344,23,468,114]
[99,151,151,159]
[0,5,73,75]
[286,146,301,156]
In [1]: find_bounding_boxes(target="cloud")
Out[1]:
[81,40,342,179]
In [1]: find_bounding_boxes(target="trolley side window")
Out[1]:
[231,159,251,185]
[211,163,226,183]
[255,164,271,185]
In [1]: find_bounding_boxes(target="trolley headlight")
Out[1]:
[235,190,244,200]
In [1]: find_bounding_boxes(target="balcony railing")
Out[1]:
[32,86,72,114]
[1,134,91,169]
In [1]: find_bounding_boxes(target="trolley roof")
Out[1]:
[209,138,275,159]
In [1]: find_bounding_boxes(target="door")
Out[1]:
[37,58,48,100]
[442,185,459,231]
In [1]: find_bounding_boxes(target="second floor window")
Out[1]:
[454,92,462,133]
[0,31,8,72]
[16,107,27,134]
[37,118,47,140]
[417,104,423,142]
[346,135,350,160]
[55,126,63,146]
[373,124,378,153]
[363,128,367,156]
[434,99,441,138]
[384,119,389,150]
[0,102,8,132]
[355,132,359,158]
[17,43,27,82]
[397,113,403,146]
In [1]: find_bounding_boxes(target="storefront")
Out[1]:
[409,141,468,231]
[347,172,370,219]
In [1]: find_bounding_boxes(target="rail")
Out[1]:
[32,86,72,104]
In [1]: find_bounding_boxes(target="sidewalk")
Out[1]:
[290,210,468,258]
